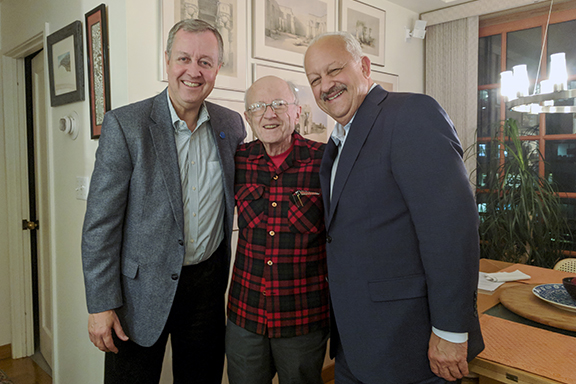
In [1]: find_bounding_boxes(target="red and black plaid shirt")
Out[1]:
[227,133,329,338]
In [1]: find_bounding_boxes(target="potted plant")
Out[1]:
[471,118,571,268]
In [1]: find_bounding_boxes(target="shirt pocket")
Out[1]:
[235,184,266,229]
[288,192,324,234]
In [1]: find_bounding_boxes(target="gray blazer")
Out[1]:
[82,88,246,347]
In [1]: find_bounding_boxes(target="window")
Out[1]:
[478,5,576,251]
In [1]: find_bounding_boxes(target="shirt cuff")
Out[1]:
[432,327,468,343]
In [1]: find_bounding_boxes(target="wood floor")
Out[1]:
[0,356,51,384]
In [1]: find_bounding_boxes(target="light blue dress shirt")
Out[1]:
[168,93,225,265]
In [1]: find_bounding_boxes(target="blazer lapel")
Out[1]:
[149,89,185,233]
[328,86,388,222]
[320,138,338,229]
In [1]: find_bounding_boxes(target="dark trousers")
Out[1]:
[104,243,227,384]
[225,321,329,384]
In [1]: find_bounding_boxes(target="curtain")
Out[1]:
[426,16,479,179]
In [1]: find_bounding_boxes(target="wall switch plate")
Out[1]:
[75,177,90,200]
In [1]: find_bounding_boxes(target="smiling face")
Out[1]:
[165,29,221,122]
[245,76,301,156]
[304,35,372,126]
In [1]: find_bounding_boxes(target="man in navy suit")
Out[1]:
[82,19,245,383]
[303,32,483,384]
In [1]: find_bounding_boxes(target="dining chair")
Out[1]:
[553,258,576,273]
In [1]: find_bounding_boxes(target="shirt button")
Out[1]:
[192,187,196,191]
[193,213,197,217]
[273,175,279,180]
[191,161,195,165]
[190,239,195,243]
[269,230,275,236]
[262,290,267,296]
[171,274,179,280]
[271,202,277,207]
[267,260,273,266]
[326,236,332,243]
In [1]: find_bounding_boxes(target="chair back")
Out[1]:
[554,258,576,273]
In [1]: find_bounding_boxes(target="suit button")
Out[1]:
[171,274,179,280]
[178,240,184,246]
[326,236,332,243]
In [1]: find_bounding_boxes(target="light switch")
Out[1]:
[76,176,90,200]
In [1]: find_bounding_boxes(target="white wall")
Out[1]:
[0,0,424,383]
[0,2,13,349]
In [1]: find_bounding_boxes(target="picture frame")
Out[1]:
[85,4,111,139]
[161,0,247,91]
[340,0,385,67]
[47,20,85,107]
[253,63,335,143]
[252,0,336,67]
[371,69,398,92]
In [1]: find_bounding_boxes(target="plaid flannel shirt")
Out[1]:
[227,133,329,338]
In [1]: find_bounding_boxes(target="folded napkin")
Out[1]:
[484,269,531,282]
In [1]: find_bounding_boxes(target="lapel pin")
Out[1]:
[220,132,226,139]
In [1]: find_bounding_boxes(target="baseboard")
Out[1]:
[0,344,11,360]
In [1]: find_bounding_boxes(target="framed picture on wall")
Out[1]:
[85,4,111,139]
[340,0,385,67]
[252,0,336,67]
[253,63,335,143]
[207,97,254,142]
[47,21,85,107]
[371,70,398,92]
[161,0,247,91]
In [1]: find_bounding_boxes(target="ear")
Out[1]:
[294,105,302,122]
[361,55,371,79]
[165,51,170,70]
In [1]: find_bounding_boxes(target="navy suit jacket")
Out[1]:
[321,85,483,383]
[82,88,246,347]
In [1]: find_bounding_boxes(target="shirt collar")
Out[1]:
[330,83,377,147]
[166,90,210,133]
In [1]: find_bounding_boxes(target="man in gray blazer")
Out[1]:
[82,19,245,383]
[304,32,483,384]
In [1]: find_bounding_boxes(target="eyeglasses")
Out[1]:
[246,99,296,117]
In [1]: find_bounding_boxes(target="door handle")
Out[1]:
[22,219,39,230]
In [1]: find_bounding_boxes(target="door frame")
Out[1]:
[3,30,46,359]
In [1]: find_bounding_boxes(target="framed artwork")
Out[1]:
[85,4,111,139]
[340,0,385,67]
[253,63,335,143]
[47,20,85,106]
[207,97,254,142]
[253,0,336,67]
[161,0,247,91]
[371,70,398,92]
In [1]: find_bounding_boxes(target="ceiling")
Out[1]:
[386,0,478,14]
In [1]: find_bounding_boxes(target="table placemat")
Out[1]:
[478,315,576,383]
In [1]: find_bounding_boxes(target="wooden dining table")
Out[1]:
[470,259,576,384]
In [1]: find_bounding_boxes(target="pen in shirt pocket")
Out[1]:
[292,190,321,207]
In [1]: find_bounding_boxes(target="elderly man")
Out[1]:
[82,19,245,383]
[225,75,330,384]
[303,32,484,384]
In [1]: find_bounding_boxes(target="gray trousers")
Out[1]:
[225,320,329,384]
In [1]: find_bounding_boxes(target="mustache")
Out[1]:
[321,85,347,101]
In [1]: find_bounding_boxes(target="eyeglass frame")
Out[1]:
[246,99,298,117]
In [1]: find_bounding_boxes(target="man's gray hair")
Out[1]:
[244,79,300,110]
[166,19,224,65]
[305,31,363,67]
